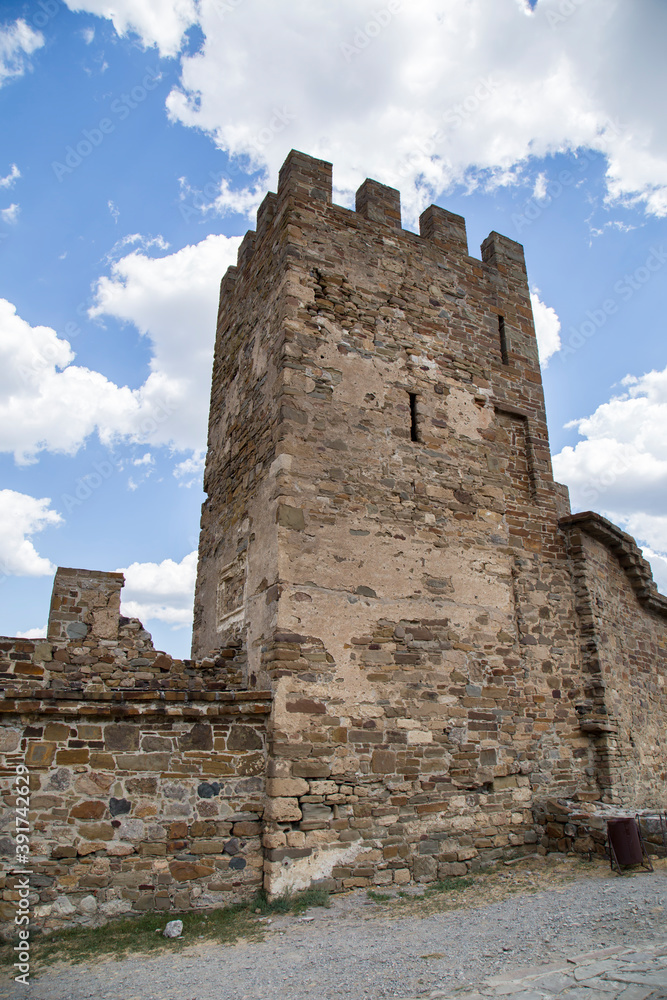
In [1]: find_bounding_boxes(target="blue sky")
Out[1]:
[1,0,666,658]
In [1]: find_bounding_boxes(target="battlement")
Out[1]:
[231,149,526,280]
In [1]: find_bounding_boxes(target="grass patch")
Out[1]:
[0,887,330,971]
[367,876,474,908]
[291,887,331,914]
[367,889,393,903]
[424,876,474,896]
[251,886,330,916]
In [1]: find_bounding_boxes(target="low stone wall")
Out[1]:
[0,628,246,695]
[534,797,667,858]
[0,690,270,935]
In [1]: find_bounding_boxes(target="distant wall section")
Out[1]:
[562,513,667,808]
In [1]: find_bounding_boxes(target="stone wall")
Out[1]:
[0,569,270,935]
[534,797,667,858]
[561,513,667,807]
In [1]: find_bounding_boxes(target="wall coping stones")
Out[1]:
[0,690,272,719]
[560,511,667,617]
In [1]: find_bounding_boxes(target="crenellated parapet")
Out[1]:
[226,149,528,289]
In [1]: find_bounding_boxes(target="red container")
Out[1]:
[607,818,643,865]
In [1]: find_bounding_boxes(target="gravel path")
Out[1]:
[2,858,666,1000]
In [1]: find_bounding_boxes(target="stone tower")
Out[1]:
[192,150,605,891]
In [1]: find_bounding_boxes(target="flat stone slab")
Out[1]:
[415,940,667,1000]
[569,948,628,964]
[574,961,622,980]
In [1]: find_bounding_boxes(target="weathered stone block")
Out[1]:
[266,777,309,797]
[104,726,140,752]
[264,797,302,822]
[371,750,396,774]
[227,726,263,751]
[276,504,305,530]
[25,742,56,767]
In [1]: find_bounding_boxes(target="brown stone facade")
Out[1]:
[0,569,269,934]
[1,151,666,933]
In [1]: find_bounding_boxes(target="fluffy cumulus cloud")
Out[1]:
[0,204,19,224]
[56,2,667,224]
[147,0,667,225]
[530,288,561,366]
[0,233,239,464]
[89,232,241,452]
[117,550,197,627]
[553,365,667,592]
[16,625,47,639]
[64,0,197,58]
[0,490,62,577]
[0,164,20,188]
[0,19,44,88]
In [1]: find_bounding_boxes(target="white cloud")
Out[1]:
[1,203,19,224]
[173,449,205,487]
[103,232,169,265]
[117,550,197,626]
[641,547,667,596]
[0,19,43,88]
[553,365,667,590]
[533,172,548,201]
[16,625,47,639]
[0,164,20,189]
[64,0,197,57]
[147,0,667,225]
[178,175,266,222]
[89,232,241,453]
[82,26,95,44]
[0,233,239,464]
[530,288,561,367]
[0,297,134,464]
[0,490,61,577]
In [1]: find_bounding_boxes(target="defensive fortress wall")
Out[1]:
[1,151,665,933]
[0,569,270,933]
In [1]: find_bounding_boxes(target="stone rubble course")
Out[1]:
[1,861,664,1000]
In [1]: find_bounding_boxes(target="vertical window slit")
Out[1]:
[409,392,419,442]
[498,315,509,366]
